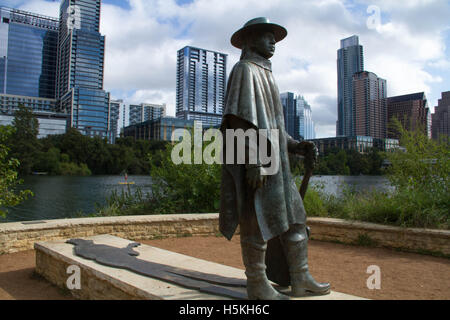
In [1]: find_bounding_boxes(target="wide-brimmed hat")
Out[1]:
[231,17,287,49]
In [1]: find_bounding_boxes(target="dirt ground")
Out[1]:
[0,236,449,300]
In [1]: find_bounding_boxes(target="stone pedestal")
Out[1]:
[34,234,366,300]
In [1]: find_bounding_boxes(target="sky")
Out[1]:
[1,0,449,138]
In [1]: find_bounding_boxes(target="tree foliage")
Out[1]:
[384,119,450,227]
[9,105,40,175]
[0,126,33,217]
[147,140,221,214]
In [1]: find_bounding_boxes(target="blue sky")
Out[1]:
[1,0,449,137]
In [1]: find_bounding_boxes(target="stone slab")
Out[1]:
[34,234,367,300]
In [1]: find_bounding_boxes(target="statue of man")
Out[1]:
[220,17,331,300]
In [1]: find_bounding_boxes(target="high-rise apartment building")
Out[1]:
[280,92,316,140]
[431,91,450,140]
[176,46,226,128]
[337,35,364,137]
[352,71,387,139]
[56,0,109,139]
[129,103,166,125]
[386,92,429,139]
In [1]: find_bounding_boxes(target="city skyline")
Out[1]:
[3,0,449,138]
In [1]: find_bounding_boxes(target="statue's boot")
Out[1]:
[241,237,290,300]
[281,225,331,296]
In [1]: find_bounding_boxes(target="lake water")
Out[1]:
[1,175,392,223]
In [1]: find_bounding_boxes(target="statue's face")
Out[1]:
[252,31,276,59]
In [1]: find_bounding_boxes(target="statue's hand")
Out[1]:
[296,141,318,170]
[246,165,267,189]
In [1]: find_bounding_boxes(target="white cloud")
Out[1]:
[13,0,59,17]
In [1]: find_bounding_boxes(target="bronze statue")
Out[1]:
[220,17,331,300]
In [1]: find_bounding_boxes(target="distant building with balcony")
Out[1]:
[123,116,194,142]
[308,135,398,155]
[0,111,68,139]
[431,91,450,140]
[129,103,166,125]
[387,92,429,139]
[352,71,387,139]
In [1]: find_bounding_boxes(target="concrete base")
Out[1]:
[34,234,366,300]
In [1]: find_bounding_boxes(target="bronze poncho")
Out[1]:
[219,52,306,241]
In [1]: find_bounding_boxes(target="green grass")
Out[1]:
[303,184,449,230]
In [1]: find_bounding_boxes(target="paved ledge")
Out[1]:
[306,217,450,256]
[0,214,220,255]
[1,214,449,256]
[35,234,366,300]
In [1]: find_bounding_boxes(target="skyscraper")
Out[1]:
[337,35,364,137]
[0,7,58,111]
[0,7,68,138]
[280,92,315,140]
[387,92,429,139]
[353,71,387,139]
[431,91,450,140]
[176,46,227,128]
[297,95,316,140]
[56,0,110,139]
[280,92,298,140]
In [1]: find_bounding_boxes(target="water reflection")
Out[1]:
[1,175,391,223]
[310,175,393,196]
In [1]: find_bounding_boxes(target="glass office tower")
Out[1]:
[0,7,68,138]
[56,0,110,139]
[0,7,58,107]
[281,92,316,141]
[176,46,227,128]
[297,95,316,140]
[337,35,364,137]
[280,92,300,140]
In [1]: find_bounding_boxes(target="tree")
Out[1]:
[385,119,450,227]
[0,125,33,217]
[33,147,61,175]
[9,104,40,175]
[147,136,221,214]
